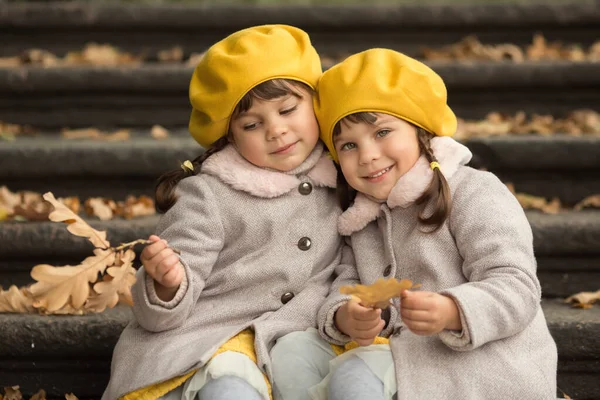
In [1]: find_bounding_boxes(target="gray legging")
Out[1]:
[159,375,263,400]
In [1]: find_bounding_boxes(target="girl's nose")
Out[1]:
[267,122,287,140]
[358,144,380,165]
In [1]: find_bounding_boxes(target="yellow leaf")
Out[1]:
[340,278,420,309]
[64,394,79,400]
[574,194,600,211]
[43,192,110,249]
[29,248,116,311]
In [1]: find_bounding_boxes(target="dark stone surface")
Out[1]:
[1,212,599,260]
[0,300,598,399]
[0,63,599,127]
[1,2,599,57]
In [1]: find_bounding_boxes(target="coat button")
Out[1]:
[281,292,295,304]
[383,265,392,277]
[298,237,311,251]
[298,182,313,195]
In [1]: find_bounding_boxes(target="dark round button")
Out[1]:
[383,265,392,277]
[298,237,312,251]
[281,292,295,304]
[298,182,313,195]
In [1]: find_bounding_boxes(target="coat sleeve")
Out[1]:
[317,238,398,345]
[131,175,225,332]
[438,170,541,351]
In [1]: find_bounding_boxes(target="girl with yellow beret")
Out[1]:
[305,48,558,399]
[102,25,346,400]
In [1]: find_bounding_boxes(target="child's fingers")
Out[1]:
[404,319,432,333]
[148,235,161,242]
[156,253,180,278]
[141,240,167,261]
[401,291,434,311]
[400,308,433,323]
[348,302,382,321]
[353,317,384,332]
[161,262,184,288]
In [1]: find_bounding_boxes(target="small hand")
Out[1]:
[400,291,461,336]
[140,235,184,301]
[335,296,385,346]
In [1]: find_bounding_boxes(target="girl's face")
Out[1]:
[334,113,420,201]
[229,86,320,172]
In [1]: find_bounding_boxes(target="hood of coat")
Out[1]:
[338,136,472,235]
[201,141,337,198]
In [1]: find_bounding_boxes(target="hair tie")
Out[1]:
[181,160,194,173]
[430,161,440,171]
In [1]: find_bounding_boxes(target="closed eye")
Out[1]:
[280,106,297,115]
[243,122,260,131]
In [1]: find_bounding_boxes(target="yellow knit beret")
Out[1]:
[314,48,457,162]
[188,24,322,147]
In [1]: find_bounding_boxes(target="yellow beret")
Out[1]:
[188,24,322,148]
[314,48,457,162]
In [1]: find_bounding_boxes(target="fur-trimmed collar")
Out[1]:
[338,137,472,235]
[201,142,337,198]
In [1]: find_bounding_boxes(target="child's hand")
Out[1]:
[400,291,462,336]
[140,235,184,301]
[334,296,385,346]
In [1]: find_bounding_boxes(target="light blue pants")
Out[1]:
[270,329,386,400]
[158,375,263,400]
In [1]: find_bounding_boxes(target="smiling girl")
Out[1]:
[312,48,558,400]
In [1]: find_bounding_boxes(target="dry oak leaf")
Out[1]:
[340,278,420,309]
[116,195,155,219]
[64,395,79,400]
[505,183,561,214]
[2,387,22,400]
[29,389,46,400]
[87,249,137,312]
[0,285,35,313]
[85,197,117,221]
[574,194,600,211]
[43,192,110,248]
[565,290,600,309]
[151,124,170,140]
[29,248,117,312]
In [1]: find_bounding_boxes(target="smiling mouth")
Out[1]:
[365,166,392,179]
[271,141,298,154]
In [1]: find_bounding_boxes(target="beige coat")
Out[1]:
[318,137,557,400]
[103,143,342,400]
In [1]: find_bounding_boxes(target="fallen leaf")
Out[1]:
[574,195,600,211]
[64,394,78,400]
[0,286,35,313]
[3,386,22,400]
[29,389,46,400]
[565,290,600,308]
[158,46,184,62]
[186,52,205,66]
[29,248,117,312]
[61,128,130,141]
[116,195,155,219]
[84,198,116,221]
[340,278,420,309]
[151,125,170,140]
[43,192,110,248]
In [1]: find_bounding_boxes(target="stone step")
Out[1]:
[1,2,598,58]
[1,212,599,296]
[0,299,598,399]
[2,133,599,203]
[1,62,599,127]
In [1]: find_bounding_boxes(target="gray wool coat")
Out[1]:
[318,137,558,400]
[103,143,343,400]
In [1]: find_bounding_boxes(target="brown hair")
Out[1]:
[155,78,313,213]
[333,112,452,231]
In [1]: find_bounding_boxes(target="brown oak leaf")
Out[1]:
[29,248,116,312]
[574,195,600,211]
[565,290,600,309]
[87,250,137,312]
[0,286,35,313]
[43,192,110,249]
